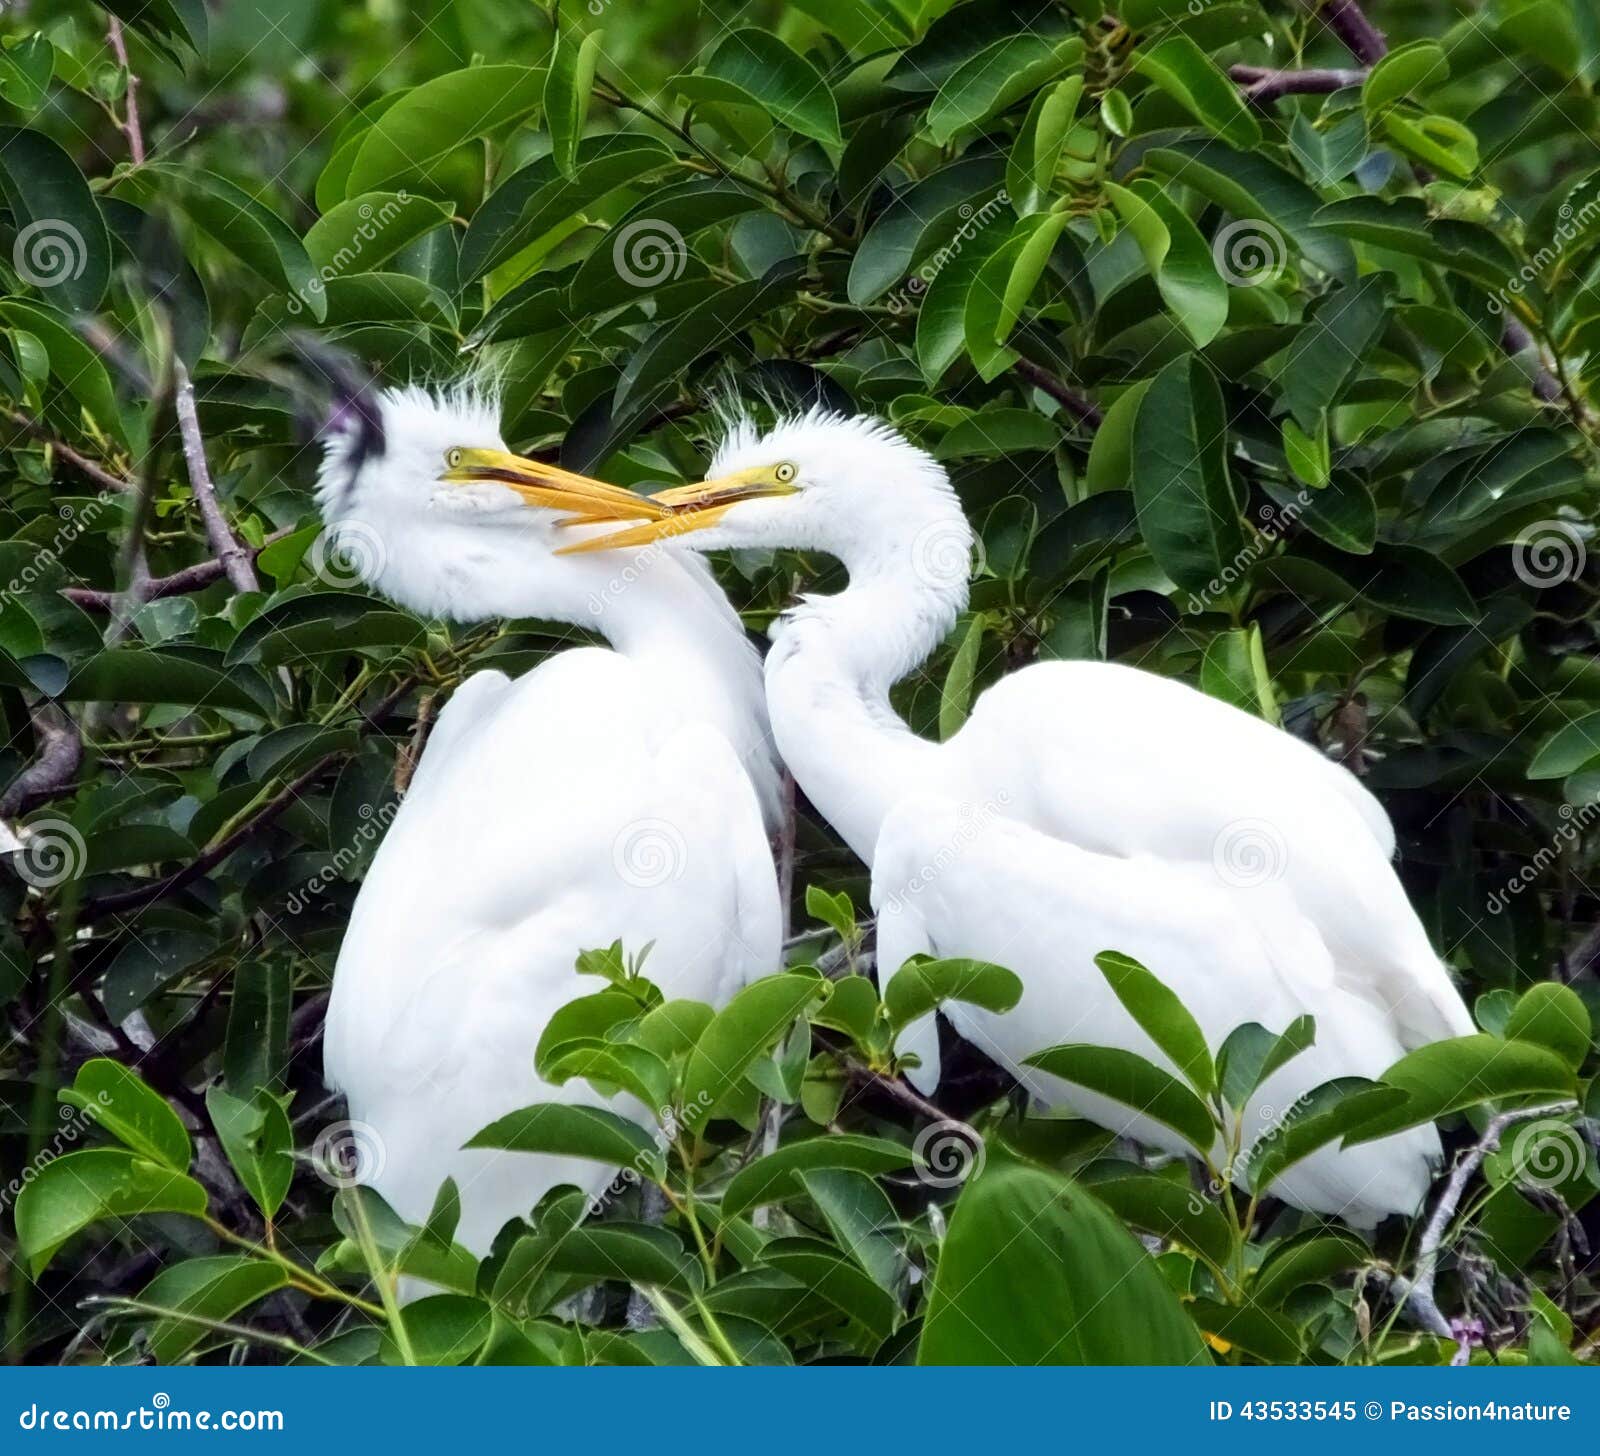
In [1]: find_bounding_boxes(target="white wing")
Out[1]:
[872,795,1439,1226]
[325,648,778,1255]
[946,661,1472,1047]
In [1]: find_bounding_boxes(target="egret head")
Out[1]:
[557,410,971,583]
[314,384,664,620]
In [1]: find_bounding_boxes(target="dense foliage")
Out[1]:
[0,0,1598,1366]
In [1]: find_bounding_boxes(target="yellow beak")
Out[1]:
[439,448,668,521]
[555,468,798,555]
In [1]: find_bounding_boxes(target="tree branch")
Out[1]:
[1230,64,1368,106]
[0,704,83,818]
[1396,1101,1580,1342]
[82,676,417,922]
[1011,357,1104,429]
[62,527,293,613]
[173,362,259,594]
[104,17,146,165]
[1311,0,1389,66]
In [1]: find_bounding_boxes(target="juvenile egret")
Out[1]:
[565,410,1474,1225]
[315,386,780,1255]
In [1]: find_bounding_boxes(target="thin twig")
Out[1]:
[104,18,146,165]
[173,361,259,594]
[1230,64,1368,105]
[1011,358,1104,429]
[82,676,417,921]
[1,408,130,494]
[62,527,293,612]
[1397,1101,1580,1341]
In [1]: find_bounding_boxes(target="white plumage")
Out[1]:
[316,388,779,1255]
[576,410,1474,1226]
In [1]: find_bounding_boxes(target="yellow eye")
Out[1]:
[445,448,464,469]
[774,462,797,484]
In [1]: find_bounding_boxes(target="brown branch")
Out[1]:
[0,705,83,818]
[104,17,146,165]
[173,362,259,594]
[1396,1101,1580,1341]
[1,408,131,494]
[62,527,294,613]
[1230,64,1368,106]
[81,676,418,922]
[1311,0,1388,66]
[1011,357,1104,429]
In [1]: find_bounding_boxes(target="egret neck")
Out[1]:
[763,496,970,861]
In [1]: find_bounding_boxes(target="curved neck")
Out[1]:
[765,500,970,863]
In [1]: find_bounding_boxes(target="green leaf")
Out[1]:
[1279,274,1390,434]
[61,1059,190,1171]
[383,1294,492,1366]
[1250,1232,1371,1308]
[1199,625,1279,724]
[0,126,111,312]
[224,960,291,1097]
[847,155,1004,306]
[882,957,1022,1031]
[995,212,1071,343]
[1383,112,1478,180]
[1346,1036,1577,1145]
[1362,40,1449,114]
[138,1257,290,1364]
[671,31,841,149]
[938,613,985,739]
[1186,1299,1303,1362]
[1503,984,1592,1071]
[68,648,270,716]
[465,1102,665,1180]
[1083,1171,1234,1269]
[15,1149,207,1275]
[1007,77,1083,213]
[1283,414,1331,488]
[722,1134,914,1219]
[759,1236,899,1340]
[1133,35,1261,150]
[1528,711,1600,779]
[1105,181,1227,348]
[122,165,324,320]
[545,27,604,179]
[205,1085,293,1220]
[681,974,828,1120]
[1131,354,1244,596]
[0,300,125,442]
[1245,1079,1409,1193]
[795,1168,903,1291]
[918,1161,1207,1364]
[928,33,1080,145]
[1093,951,1216,1095]
[303,192,453,276]
[533,989,642,1074]
[614,257,803,411]
[344,65,547,197]
[544,1224,702,1294]
[1217,1016,1317,1111]
[461,133,674,284]
[914,214,1014,383]
[1024,1045,1217,1152]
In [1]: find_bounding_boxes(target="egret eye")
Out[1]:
[445,447,464,469]
[774,462,797,484]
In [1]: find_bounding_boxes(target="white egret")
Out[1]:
[315,386,780,1255]
[566,410,1474,1226]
